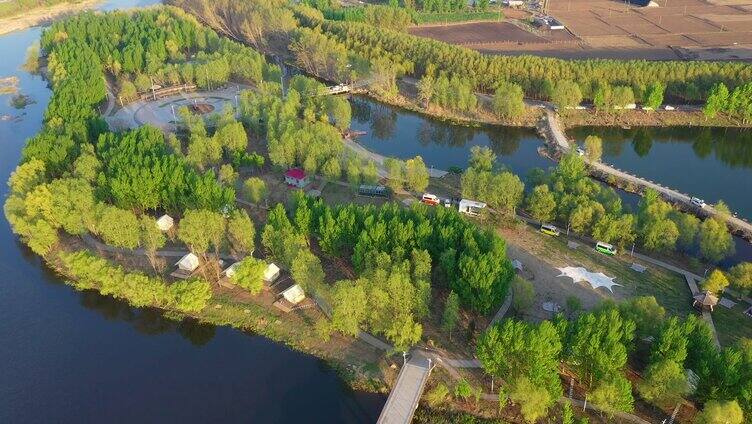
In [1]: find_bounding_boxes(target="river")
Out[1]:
[349,98,752,266]
[0,1,384,422]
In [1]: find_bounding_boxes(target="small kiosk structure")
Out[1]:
[156,214,174,232]
[693,291,719,312]
[273,284,306,312]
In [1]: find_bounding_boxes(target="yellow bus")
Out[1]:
[540,224,560,237]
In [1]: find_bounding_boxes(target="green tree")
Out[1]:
[330,279,368,337]
[590,376,634,417]
[47,178,95,235]
[417,73,434,107]
[729,262,752,294]
[552,80,583,109]
[425,383,449,408]
[139,215,166,272]
[694,400,744,424]
[491,172,524,215]
[493,81,525,119]
[509,376,555,423]
[244,177,268,204]
[169,279,212,313]
[226,209,255,258]
[384,158,404,192]
[477,319,562,400]
[644,82,665,110]
[704,83,729,119]
[96,206,140,249]
[441,290,460,338]
[638,359,689,406]
[72,144,101,183]
[231,257,267,295]
[584,135,603,162]
[526,184,556,222]
[27,219,59,256]
[8,159,46,196]
[566,308,635,386]
[702,269,729,294]
[699,217,735,262]
[404,156,429,192]
[219,164,238,186]
[611,85,635,110]
[178,209,226,255]
[469,146,496,172]
[671,211,700,250]
[454,379,473,401]
[291,249,325,293]
[214,120,247,154]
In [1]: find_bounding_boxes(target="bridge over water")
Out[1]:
[376,352,433,424]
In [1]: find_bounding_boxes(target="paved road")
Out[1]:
[376,352,432,424]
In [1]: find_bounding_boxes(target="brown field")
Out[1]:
[547,0,752,59]
[408,20,577,47]
[410,0,752,60]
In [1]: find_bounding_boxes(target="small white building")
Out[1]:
[175,253,200,272]
[458,199,487,216]
[281,284,305,305]
[502,0,524,6]
[223,262,241,278]
[264,263,280,283]
[156,214,174,232]
[284,168,310,189]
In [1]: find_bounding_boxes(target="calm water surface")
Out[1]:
[349,98,752,265]
[349,97,550,175]
[0,3,384,423]
[570,126,752,221]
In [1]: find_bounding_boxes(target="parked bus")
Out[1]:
[540,224,560,237]
[595,241,617,256]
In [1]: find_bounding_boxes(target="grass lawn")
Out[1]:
[712,301,752,347]
[535,229,694,317]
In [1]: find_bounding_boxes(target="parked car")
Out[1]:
[690,197,706,208]
[421,193,440,206]
[595,241,617,256]
[540,224,560,237]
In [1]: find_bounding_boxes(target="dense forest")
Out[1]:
[170,0,752,107]
[262,191,514,350]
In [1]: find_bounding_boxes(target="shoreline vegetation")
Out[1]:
[0,0,100,36]
[7,3,752,423]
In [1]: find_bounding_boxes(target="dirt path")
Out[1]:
[0,0,101,36]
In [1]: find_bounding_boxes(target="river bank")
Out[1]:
[0,0,101,36]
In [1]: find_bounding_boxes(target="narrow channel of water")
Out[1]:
[0,3,384,423]
[349,97,752,266]
[569,126,752,221]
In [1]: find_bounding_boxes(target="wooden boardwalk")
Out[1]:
[377,352,433,424]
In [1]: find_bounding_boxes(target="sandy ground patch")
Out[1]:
[0,0,100,36]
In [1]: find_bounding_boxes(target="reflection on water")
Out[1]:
[78,291,217,346]
[571,126,752,221]
[0,3,385,422]
[349,97,548,175]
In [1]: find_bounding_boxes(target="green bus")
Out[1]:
[595,241,617,256]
